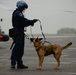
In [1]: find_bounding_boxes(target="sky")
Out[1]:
[0,0,76,34]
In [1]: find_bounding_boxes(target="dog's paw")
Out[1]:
[36,67,42,70]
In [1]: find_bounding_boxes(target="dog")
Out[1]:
[30,37,72,70]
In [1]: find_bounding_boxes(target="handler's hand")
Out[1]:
[31,19,39,26]
[33,19,38,23]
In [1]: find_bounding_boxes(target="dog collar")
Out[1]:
[35,45,42,51]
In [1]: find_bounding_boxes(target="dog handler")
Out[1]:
[10,1,38,69]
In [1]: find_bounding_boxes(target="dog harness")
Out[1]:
[36,44,56,56]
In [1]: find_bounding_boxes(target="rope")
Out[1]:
[30,20,46,40]
[38,19,46,41]
[30,26,34,38]
[30,19,51,44]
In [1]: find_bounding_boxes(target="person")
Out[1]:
[10,1,38,69]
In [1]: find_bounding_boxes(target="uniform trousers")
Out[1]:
[11,34,25,66]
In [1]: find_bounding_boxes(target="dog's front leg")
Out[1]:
[37,55,44,70]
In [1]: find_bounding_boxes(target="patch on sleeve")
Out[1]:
[19,13,23,17]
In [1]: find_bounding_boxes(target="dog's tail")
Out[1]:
[62,42,72,50]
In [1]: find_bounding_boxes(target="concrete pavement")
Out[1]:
[0,36,76,75]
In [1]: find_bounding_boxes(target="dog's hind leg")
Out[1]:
[54,55,60,69]
[53,47,62,69]
[53,52,61,69]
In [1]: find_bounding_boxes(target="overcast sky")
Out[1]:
[0,0,76,34]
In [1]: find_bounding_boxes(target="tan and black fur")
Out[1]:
[30,37,72,70]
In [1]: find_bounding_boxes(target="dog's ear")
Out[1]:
[39,38,43,40]
[30,38,34,42]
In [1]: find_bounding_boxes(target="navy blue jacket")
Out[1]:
[12,9,34,34]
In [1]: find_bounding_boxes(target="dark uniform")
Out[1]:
[11,8,34,67]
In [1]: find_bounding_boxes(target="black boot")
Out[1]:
[11,60,16,69]
[17,64,28,69]
[11,65,15,69]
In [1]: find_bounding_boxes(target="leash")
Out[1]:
[30,26,34,38]
[38,20,51,44]
[30,20,46,40]
[30,19,51,44]
[38,19,46,41]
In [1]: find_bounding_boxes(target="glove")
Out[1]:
[31,24,34,26]
[33,19,38,23]
[31,19,38,26]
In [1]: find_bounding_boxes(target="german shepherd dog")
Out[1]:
[30,37,72,70]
